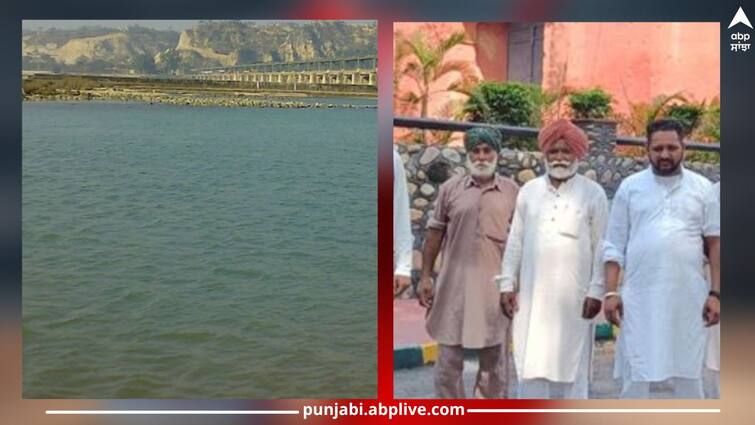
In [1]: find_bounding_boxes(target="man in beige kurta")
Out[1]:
[418,127,518,398]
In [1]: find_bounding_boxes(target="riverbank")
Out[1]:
[23,90,377,109]
[22,74,377,110]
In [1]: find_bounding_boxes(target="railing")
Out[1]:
[194,56,378,74]
[393,116,721,153]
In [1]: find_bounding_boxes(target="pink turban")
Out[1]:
[537,119,589,159]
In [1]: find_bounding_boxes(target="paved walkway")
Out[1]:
[393,300,720,399]
[394,341,720,399]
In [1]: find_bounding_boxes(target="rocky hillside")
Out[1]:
[23,26,179,74]
[22,21,377,75]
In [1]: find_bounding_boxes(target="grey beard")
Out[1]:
[466,157,497,177]
[546,160,579,180]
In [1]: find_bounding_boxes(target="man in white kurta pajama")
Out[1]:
[704,181,721,398]
[603,119,720,399]
[394,148,414,296]
[497,119,609,399]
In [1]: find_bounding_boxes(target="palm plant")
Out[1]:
[667,101,706,137]
[696,97,720,142]
[619,92,688,136]
[394,30,479,120]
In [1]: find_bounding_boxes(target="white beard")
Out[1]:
[546,160,579,180]
[466,156,498,178]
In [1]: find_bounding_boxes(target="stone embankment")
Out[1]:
[23,88,376,110]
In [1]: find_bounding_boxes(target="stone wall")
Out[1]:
[395,120,720,297]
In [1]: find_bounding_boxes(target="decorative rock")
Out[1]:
[500,148,517,161]
[391,153,715,291]
[420,184,436,197]
[427,162,451,183]
[394,141,717,300]
[600,170,613,184]
[401,154,409,165]
[517,169,537,183]
[442,148,461,163]
[420,147,440,165]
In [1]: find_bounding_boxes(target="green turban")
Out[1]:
[464,127,502,153]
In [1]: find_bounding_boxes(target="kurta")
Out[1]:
[394,149,413,277]
[497,174,608,382]
[426,174,518,349]
[603,167,719,382]
[705,182,721,372]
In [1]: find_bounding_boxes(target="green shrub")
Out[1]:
[463,81,555,150]
[697,102,720,142]
[667,103,705,136]
[686,151,720,164]
[685,101,719,164]
[524,85,558,126]
[569,88,612,119]
[464,81,537,126]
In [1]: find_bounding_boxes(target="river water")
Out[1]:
[22,100,376,398]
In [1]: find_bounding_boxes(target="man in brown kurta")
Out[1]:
[418,127,518,398]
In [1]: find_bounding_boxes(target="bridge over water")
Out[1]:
[191,56,377,87]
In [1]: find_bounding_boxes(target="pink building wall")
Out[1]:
[543,22,720,115]
[394,22,720,141]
